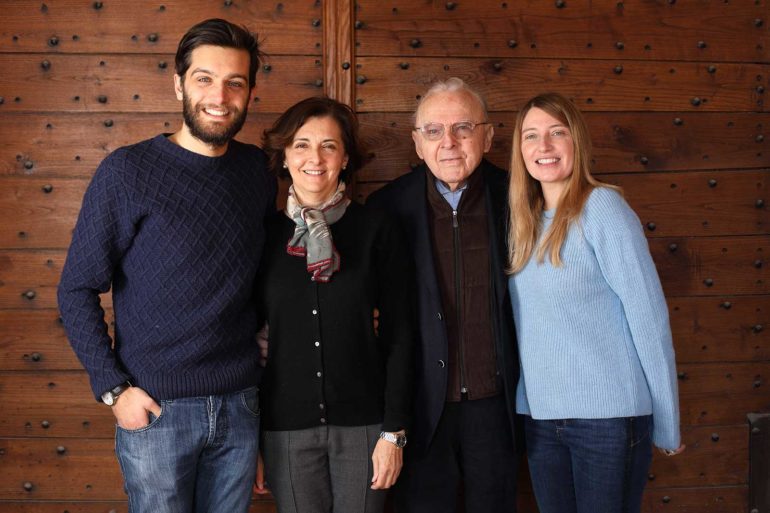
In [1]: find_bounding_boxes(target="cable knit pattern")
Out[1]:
[58,134,277,401]
[508,187,681,449]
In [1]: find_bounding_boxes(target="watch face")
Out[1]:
[102,392,115,406]
[396,435,407,448]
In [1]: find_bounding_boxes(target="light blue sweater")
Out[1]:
[508,187,681,449]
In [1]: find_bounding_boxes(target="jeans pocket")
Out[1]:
[240,387,260,417]
[629,415,652,447]
[116,402,166,434]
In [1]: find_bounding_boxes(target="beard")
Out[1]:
[182,92,248,147]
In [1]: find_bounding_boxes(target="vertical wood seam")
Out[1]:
[323,0,354,106]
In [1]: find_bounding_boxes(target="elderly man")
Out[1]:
[367,77,519,512]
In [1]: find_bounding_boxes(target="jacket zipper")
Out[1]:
[452,209,468,396]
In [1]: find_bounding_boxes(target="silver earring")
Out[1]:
[283,162,288,169]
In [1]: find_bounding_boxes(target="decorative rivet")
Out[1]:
[708,179,717,188]
[754,380,762,388]
[29,352,42,362]
[697,40,707,49]
[493,61,503,71]
[23,290,36,300]
[555,0,566,7]
[48,36,59,47]
[97,95,108,104]
[224,0,233,5]
[354,20,364,29]
[158,61,167,69]
[41,420,50,429]
[311,19,321,27]
[646,222,656,231]
[147,33,158,43]
[720,301,731,309]
[409,39,422,48]
[754,18,763,27]
[756,135,765,143]
[42,184,53,193]
[23,482,33,492]
[757,199,765,208]
[613,65,623,74]
[341,62,350,70]
[24,160,34,170]
[72,34,79,41]
[640,156,649,165]
[93,1,103,8]
[758,86,765,94]
[615,41,624,50]
[159,5,166,11]
[673,117,683,126]
[691,97,702,107]
[314,79,323,88]
[711,432,719,441]
[41,60,51,71]
[262,64,272,72]
[647,473,655,481]
[669,243,678,252]
[133,94,140,100]
[755,259,763,268]
[508,39,518,48]
[754,324,764,333]
[356,75,367,84]
[677,371,687,380]
[445,1,457,9]
[707,65,717,74]
[56,446,66,454]
[399,62,409,69]
[0,97,4,105]
[662,496,671,503]
[103,119,113,127]
[703,278,714,287]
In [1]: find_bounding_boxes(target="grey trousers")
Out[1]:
[262,423,387,513]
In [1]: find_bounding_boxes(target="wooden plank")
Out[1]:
[0,0,322,56]
[0,112,281,178]
[600,171,769,238]
[323,0,354,105]
[0,372,113,438]
[748,413,770,512]
[353,57,768,113]
[677,363,770,426]
[650,236,770,297]
[0,250,112,310]
[0,54,324,113]
[641,486,747,513]
[0,178,85,249]
[669,297,770,364]
[354,0,768,62]
[355,112,770,182]
[0,311,94,371]
[646,424,747,488]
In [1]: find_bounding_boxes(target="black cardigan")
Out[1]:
[257,201,414,432]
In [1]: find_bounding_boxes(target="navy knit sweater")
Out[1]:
[58,134,277,401]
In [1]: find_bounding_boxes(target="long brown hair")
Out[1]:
[507,92,620,273]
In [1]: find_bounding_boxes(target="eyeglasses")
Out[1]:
[413,121,490,141]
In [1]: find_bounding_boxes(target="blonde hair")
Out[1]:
[507,92,620,273]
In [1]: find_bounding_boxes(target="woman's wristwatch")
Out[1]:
[379,431,407,448]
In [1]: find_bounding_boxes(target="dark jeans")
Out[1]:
[394,395,518,513]
[115,387,260,513]
[524,415,653,513]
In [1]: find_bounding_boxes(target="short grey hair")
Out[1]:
[414,77,489,123]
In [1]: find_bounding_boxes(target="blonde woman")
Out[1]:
[507,92,685,513]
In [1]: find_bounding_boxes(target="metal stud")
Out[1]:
[311,19,321,27]
[24,160,34,170]
[147,33,158,43]
[41,420,50,429]
[757,86,765,94]
[754,324,764,333]
[673,117,683,126]
[703,278,714,287]
[158,61,167,69]
[757,199,765,208]
[104,119,113,127]
[613,65,623,74]
[341,62,350,70]
[647,473,655,481]
[48,36,59,47]
[755,19,763,27]
[640,156,649,165]
[314,79,323,88]
[508,40,518,48]
[615,41,624,50]
[93,1,103,8]
[23,482,33,492]
[493,62,503,71]
[56,446,66,455]
[41,60,51,71]
[409,39,422,48]
[755,260,763,268]
[555,0,565,7]
[224,0,233,5]
[707,65,717,74]
[23,290,36,300]
[669,243,678,252]
[399,62,409,70]
[98,95,108,104]
[756,135,765,143]
[708,179,717,187]
[720,301,731,309]
[31,352,42,361]
[356,75,367,84]
[42,184,53,193]
[677,371,687,380]
[445,2,457,10]
[691,97,702,107]
[646,222,655,231]
[697,41,707,49]
[662,496,671,504]
[711,433,719,441]
[354,20,364,29]
[262,64,272,72]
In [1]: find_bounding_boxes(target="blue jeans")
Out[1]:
[115,387,260,513]
[524,415,652,513]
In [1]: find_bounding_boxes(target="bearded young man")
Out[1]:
[57,19,276,513]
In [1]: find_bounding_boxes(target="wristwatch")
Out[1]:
[379,431,407,448]
[101,381,131,406]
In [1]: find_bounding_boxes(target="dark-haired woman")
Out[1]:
[256,97,413,513]
[506,92,685,513]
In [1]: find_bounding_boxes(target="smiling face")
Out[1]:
[173,45,253,155]
[284,116,349,207]
[412,90,493,191]
[520,107,575,207]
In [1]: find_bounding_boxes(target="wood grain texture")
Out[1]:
[0,0,322,56]
[353,57,769,113]
[354,0,768,62]
[0,54,324,113]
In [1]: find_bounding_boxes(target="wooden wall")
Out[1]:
[0,1,767,512]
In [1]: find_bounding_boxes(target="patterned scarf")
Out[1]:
[284,182,351,283]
